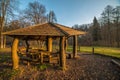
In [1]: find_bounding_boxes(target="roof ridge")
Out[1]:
[55,23,86,34]
[55,23,84,32]
[50,23,70,36]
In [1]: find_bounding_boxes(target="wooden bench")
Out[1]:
[18,50,40,65]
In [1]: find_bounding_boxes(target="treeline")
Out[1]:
[72,5,120,47]
[0,0,57,48]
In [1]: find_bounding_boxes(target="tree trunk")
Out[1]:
[116,21,120,47]
[73,35,77,58]
[0,15,5,48]
[0,34,4,48]
[0,21,4,48]
[3,35,6,48]
[59,36,66,70]
[12,38,19,69]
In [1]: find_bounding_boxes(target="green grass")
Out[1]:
[0,48,11,53]
[67,46,120,58]
[0,48,11,63]
[1,46,120,59]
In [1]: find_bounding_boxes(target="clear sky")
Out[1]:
[19,0,120,27]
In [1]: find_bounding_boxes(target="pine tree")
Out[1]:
[91,17,101,42]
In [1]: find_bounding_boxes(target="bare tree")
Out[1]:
[0,0,18,48]
[23,1,47,24]
[113,6,120,47]
[47,10,57,23]
[101,5,113,46]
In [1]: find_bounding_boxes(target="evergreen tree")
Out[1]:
[91,17,101,42]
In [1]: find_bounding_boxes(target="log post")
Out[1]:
[12,38,19,69]
[25,40,29,52]
[65,39,68,52]
[47,37,52,52]
[73,35,77,58]
[59,36,66,70]
[40,52,43,63]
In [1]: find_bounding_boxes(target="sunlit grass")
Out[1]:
[1,46,120,59]
[0,48,11,53]
[67,46,120,58]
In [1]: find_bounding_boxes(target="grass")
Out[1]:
[0,47,11,53]
[0,46,120,58]
[1,46,120,58]
[67,46,120,58]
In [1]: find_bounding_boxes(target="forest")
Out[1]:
[72,5,120,47]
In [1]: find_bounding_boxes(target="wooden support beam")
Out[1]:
[59,36,66,70]
[12,38,19,69]
[25,40,29,52]
[47,37,52,52]
[73,35,77,58]
[65,39,68,52]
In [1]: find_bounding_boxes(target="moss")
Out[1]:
[37,64,48,70]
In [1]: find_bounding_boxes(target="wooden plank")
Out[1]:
[111,59,120,67]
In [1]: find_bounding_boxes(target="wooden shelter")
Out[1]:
[3,22,85,70]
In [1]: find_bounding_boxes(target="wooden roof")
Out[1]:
[3,23,85,37]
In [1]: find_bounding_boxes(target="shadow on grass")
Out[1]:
[0,53,12,69]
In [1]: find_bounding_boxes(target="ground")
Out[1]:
[0,52,120,80]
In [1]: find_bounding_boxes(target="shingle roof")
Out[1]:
[2,23,85,37]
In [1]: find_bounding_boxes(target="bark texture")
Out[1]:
[73,35,77,58]
[59,36,66,70]
[12,38,19,69]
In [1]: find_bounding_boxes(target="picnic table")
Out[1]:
[18,49,59,65]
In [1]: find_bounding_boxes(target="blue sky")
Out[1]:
[19,0,120,27]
